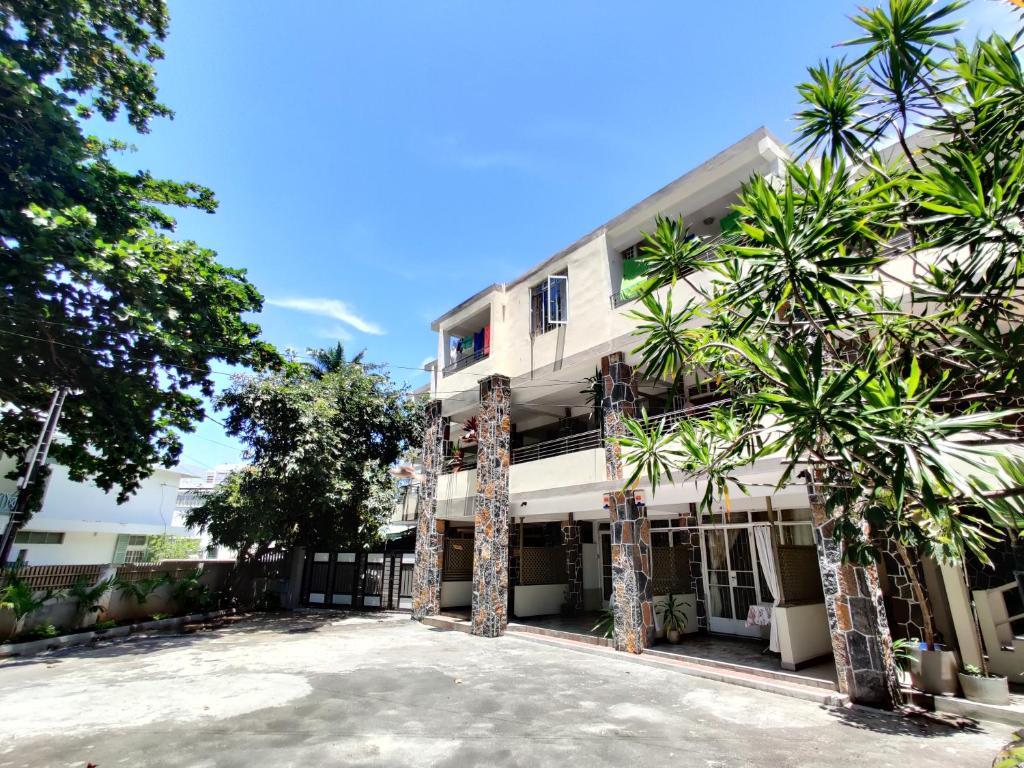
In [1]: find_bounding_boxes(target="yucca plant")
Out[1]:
[171,569,214,614]
[66,577,113,623]
[114,574,169,606]
[617,0,1024,708]
[0,576,57,621]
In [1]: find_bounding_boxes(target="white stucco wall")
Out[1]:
[0,458,194,565]
[513,584,565,618]
[775,603,833,670]
[440,580,472,608]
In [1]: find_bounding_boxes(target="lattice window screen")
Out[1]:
[778,545,824,604]
[519,546,567,586]
[652,547,690,595]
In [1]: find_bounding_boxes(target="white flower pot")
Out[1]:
[959,673,1010,705]
[910,647,960,695]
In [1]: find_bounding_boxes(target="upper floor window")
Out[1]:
[14,531,64,545]
[530,272,568,335]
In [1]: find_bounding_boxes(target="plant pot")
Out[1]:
[666,628,681,644]
[959,673,1010,705]
[910,646,960,695]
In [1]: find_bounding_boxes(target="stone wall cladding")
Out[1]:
[601,353,654,653]
[411,401,448,620]
[877,538,926,642]
[471,374,512,638]
[562,517,583,611]
[809,481,901,709]
[681,505,707,630]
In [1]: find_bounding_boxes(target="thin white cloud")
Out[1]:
[268,297,385,335]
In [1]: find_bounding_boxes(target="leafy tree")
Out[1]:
[185,348,423,563]
[0,1,279,529]
[143,534,201,563]
[617,0,1024,661]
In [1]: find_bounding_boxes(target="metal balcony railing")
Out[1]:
[442,348,489,377]
[642,399,727,433]
[511,429,602,465]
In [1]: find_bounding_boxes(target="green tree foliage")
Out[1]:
[185,347,423,562]
[143,534,202,563]
[0,1,278,511]
[619,0,1024,583]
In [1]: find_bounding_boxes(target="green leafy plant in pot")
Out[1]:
[659,594,690,644]
[959,664,1010,706]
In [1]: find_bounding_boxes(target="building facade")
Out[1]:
[0,458,196,566]
[406,126,1018,708]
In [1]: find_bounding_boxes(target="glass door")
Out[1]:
[702,526,764,637]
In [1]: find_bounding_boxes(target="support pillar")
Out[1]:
[808,475,901,709]
[411,401,448,620]
[471,374,512,637]
[561,515,583,612]
[602,352,654,653]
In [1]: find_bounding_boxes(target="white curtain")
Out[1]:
[753,524,782,653]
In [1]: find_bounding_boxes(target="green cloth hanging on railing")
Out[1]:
[620,257,650,300]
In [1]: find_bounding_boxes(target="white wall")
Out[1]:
[12,532,120,567]
[1,458,194,566]
[514,584,565,618]
[775,603,833,670]
[440,581,472,608]
[509,449,606,495]
[36,465,185,530]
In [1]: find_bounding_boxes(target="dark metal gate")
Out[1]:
[302,550,414,610]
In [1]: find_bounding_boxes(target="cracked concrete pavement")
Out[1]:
[0,611,1013,767]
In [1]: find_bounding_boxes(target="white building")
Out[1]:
[0,457,196,566]
[171,463,246,560]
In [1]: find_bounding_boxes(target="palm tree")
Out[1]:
[307,343,369,378]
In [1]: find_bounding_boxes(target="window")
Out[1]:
[530,272,568,335]
[113,533,151,564]
[13,531,64,545]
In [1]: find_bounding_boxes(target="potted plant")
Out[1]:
[591,600,615,639]
[959,664,1010,706]
[659,594,690,644]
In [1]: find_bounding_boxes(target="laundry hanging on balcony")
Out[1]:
[619,257,650,301]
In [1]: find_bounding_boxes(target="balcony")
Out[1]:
[512,429,602,465]
[442,347,489,377]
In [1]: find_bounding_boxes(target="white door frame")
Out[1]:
[699,522,767,638]
[598,529,612,608]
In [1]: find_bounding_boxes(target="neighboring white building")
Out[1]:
[0,457,196,566]
[171,463,246,560]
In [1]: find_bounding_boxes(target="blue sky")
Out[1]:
[111,1,1018,475]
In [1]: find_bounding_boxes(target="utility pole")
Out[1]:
[0,387,68,565]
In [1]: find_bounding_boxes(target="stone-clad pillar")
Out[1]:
[471,374,512,637]
[807,474,901,709]
[411,401,448,620]
[561,515,583,612]
[602,353,654,654]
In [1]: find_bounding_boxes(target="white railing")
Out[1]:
[511,429,602,465]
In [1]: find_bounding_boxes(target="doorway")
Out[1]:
[701,525,765,638]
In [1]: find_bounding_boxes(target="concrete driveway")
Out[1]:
[0,611,1012,767]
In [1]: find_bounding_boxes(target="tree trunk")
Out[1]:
[894,541,936,648]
